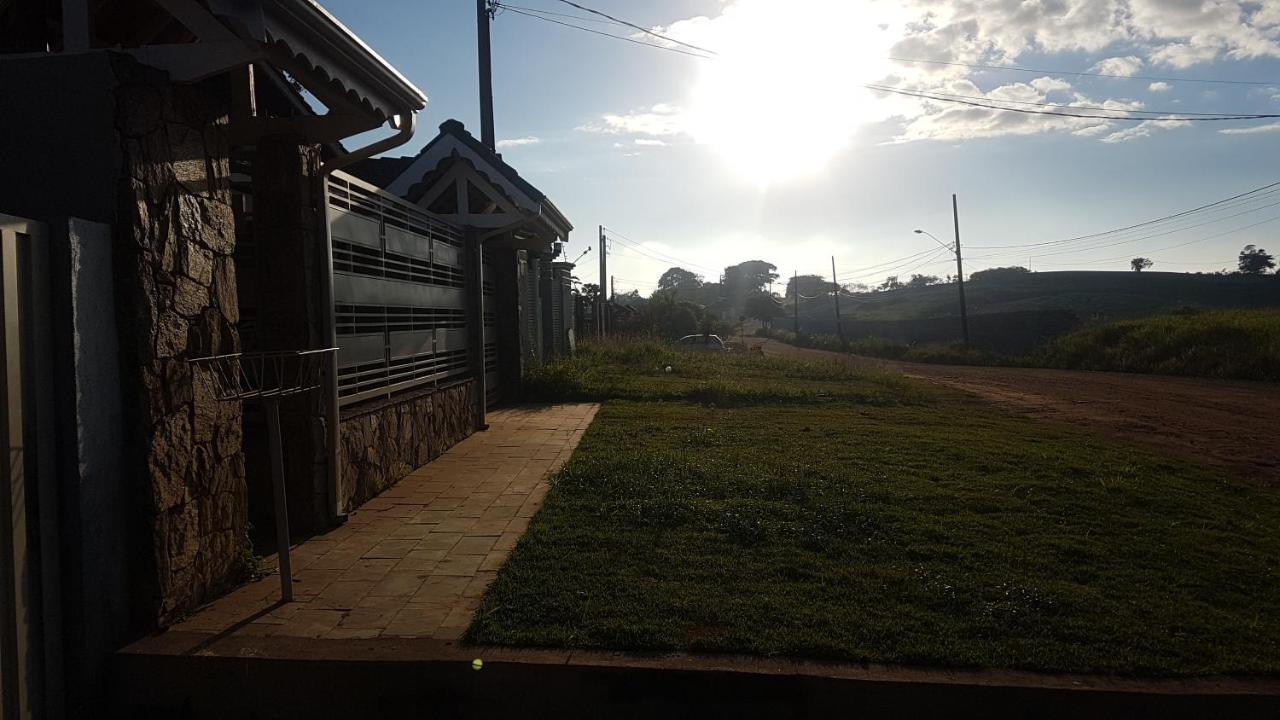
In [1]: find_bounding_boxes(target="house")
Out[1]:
[0,1,572,716]
[349,119,579,402]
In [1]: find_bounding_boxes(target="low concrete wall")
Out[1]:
[338,381,478,511]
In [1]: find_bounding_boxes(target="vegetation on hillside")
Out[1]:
[1037,308,1280,381]
[473,341,1280,675]
[758,308,1280,382]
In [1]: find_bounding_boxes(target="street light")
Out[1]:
[914,226,970,347]
[914,229,953,253]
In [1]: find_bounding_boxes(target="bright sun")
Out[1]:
[683,0,904,185]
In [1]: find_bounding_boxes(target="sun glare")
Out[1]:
[684,0,904,185]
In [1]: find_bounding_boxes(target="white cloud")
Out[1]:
[496,136,540,149]
[634,138,668,146]
[1100,119,1191,144]
[577,104,688,137]
[1219,122,1280,135]
[1090,56,1144,77]
[590,0,1280,152]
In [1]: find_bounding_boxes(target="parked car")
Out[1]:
[675,334,729,352]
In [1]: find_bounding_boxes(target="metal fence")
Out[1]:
[327,172,472,407]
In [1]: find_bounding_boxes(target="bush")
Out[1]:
[1036,308,1280,381]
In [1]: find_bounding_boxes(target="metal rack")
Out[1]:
[190,348,337,602]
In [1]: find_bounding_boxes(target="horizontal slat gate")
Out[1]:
[327,173,471,407]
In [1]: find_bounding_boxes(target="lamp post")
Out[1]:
[914,227,970,347]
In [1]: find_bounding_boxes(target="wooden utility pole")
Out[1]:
[831,256,846,348]
[952,194,971,348]
[597,225,606,339]
[476,0,496,150]
[792,269,800,338]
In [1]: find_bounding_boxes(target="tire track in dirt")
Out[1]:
[753,339,1280,484]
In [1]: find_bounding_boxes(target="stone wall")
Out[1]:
[339,381,477,510]
[109,55,247,626]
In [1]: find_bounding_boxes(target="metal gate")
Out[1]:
[0,213,58,720]
[326,172,472,407]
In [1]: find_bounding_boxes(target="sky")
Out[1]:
[324,0,1280,294]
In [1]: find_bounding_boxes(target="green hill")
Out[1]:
[795,271,1280,328]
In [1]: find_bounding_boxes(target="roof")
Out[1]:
[384,119,573,238]
[249,0,428,119]
[88,0,426,129]
[346,156,416,188]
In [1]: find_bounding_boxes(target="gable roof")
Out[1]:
[384,119,572,239]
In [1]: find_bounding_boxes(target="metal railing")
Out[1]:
[327,171,472,407]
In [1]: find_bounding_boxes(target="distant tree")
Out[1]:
[785,274,831,300]
[1130,257,1154,272]
[969,266,1030,283]
[744,292,783,326]
[879,275,903,291]
[907,274,941,287]
[1238,245,1276,275]
[614,289,646,307]
[723,261,779,295]
[657,267,704,294]
[722,260,779,316]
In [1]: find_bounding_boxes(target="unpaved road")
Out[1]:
[754,339,1280,483]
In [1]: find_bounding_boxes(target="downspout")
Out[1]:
[321,113,416,175]
[318,112,416,522]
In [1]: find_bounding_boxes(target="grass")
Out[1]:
[471,341,1280,675]
[524,338,928,405]
[1037,308,1280,382]
[756,328,1002,367]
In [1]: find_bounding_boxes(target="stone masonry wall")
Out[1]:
[339,381,477,510]
[109,55,247,626]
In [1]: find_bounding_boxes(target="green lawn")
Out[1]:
[470,342,1280,675]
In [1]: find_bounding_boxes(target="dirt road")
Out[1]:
[754,339,1280,483]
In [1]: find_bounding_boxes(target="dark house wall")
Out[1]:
[0,52,249,634]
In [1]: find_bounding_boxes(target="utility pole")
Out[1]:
[597,225,606,339]
[831,256,846,349]
[476,0,496,150]
[792,269,800,338]
[952,194,971,348]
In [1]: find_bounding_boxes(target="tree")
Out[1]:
[907,274,941,288]
[657,267,704,294]
[879,275,903,291]
[785,274,831,300]
[723,261,778,295]
[1130,257,1154,272]
[744,292,783,325]
[969,266,1030,283]
[722,260,779,316]
[1239,245,1276,275]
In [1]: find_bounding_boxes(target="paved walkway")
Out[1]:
[171,403,599,642]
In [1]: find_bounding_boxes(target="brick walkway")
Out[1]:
[171,403,599,642]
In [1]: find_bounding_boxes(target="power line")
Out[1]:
[551,0,720,56]
[837,246,943,280]
[1016,198,1280,259]
[865,85,1271,117]
[870,85,1280,122]
[885,56,1279,87]
[495,1,626,26]
[967,180,1280,251]
[495,6,715,59]
[604,227,720,274]
[1035,214,1280,266]
[501,2,1278,122]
